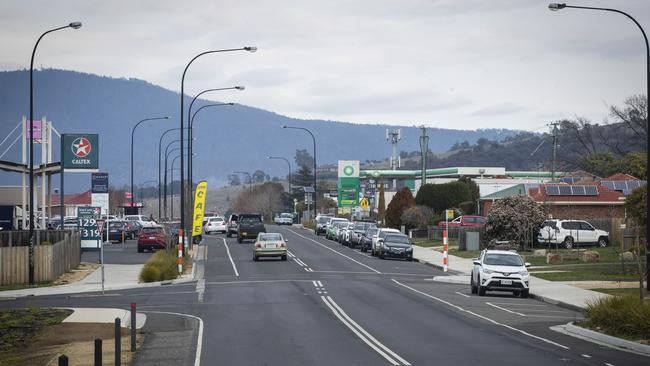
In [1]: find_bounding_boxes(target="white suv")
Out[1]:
[537,219,608,249]
[124,214,156,228]
[471,250,531,298]
[204,216,227,234]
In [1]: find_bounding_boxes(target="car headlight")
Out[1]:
[518,271,529,276]
[482,268,495,275]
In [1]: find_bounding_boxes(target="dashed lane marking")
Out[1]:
[486,302,526,317]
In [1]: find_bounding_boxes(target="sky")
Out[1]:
[0,0,648,132]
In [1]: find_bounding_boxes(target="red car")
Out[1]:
[137,226,168,253]
[438,215,486,228]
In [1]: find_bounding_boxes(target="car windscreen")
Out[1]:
[141,227,163,234]
[259,233,282,241]
[384,235,410,244]
[484,254,523,266]
[240,217,261,224]
[367,228,378,236]
[379,230,398,238]
[318,217,331,223]
[354,223,367,230]
[281,213,292,218]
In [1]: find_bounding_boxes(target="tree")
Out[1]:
[485,196,546,249]
[625,185,647,236]
[609,94,647,143]
[401,205,434,230]
[582,152,647,178]
[228,174,241,186]
[415,181,471,213]
[385,188,415,229]
[378,182,386,223]
[294,149,314,170]
[252,170,266,183]
[232,182,287,220]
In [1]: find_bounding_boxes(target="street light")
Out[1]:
[179,46,257,252]
[548,3,650,291]
[189,103,234,191]
[169,155,181,220]
[267,156,292,193]
[281,125,317,219]
[158,127,190,220]
[234,171,252,192]
[28,21,82,285]
[131,116,169,208]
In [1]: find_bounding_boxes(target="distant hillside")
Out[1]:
[0,69,519,192]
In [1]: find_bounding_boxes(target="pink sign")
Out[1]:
[26,120,42,140]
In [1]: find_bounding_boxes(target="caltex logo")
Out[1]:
[71,137,91,158]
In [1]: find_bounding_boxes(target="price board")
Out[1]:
[78,206,101,249]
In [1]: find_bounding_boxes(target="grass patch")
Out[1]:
[521,247,638,267]
[448,247,481,259]
[582,295,650,342]
[532,265,641,282]
[593,288,650,297]
[413,238,459,249]
[0,308,72,365]
[139,250,190,283]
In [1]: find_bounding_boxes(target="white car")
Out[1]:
[274,213,294,225]
[124,214,156,228]
[371,228,400,256]
[537,219,609,249]
[471,250,531,298]
[204,216,227,234]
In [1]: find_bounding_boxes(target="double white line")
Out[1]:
[321,296,410,366]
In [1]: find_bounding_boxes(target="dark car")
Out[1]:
[360,227,379,253]
[137,226,168,253]
[377,233,413,261]
[226,214,239,238]
[108,221,126,243]
[348,222,376,248]
[237,214,266,243]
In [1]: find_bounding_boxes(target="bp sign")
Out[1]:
[337,160,360,207]
[62,134,99,172]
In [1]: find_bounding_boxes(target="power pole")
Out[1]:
[386,128,401,190]
[549,122,560,181]
[418,126,428,190]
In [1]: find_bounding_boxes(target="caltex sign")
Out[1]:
[62,134,99,171]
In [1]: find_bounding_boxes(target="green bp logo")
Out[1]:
[343,165,354,176]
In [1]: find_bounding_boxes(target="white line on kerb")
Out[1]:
[288,229,381,274]
[486,302,526,317]
[143,311,204,366]
[455,291,470,298]
[321,296,410,365]
[391,279,570,350]
[222,238,239,277]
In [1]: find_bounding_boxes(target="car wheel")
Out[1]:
[237,236,243,244]
[281,255,287,261]
[563,236,574,249]
[227,232,231,238]
[378,251,385,259]
[253,255,258,262]
[470,275,478,294]
[361,245,367,253]
[477,276,486,296]
[407,255,413,262]
[521,289,529,298]
[598,237,608,247]
[137,247,143,253]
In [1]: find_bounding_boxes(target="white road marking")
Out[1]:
[391,279,570,350]
[322,296,410,365]
[317,281,323,287]
[288,229,381,274]
[196,279,205,303]
[222,238,239,277]
[295,258,308,267]
[582,354,591,358]
[455,291,471,298]
[205,279,315,285]
[143,311,204,366]
[486,302,526,317]
[312,281,319,287]
[605,363,615,366]
[287,251,296,258]
[305,268,314,272]
[491,302,550,307]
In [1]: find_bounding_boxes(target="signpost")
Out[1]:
[360,197,369,211]
[337,160,360,208]
[91,173,110,243]
[444,209,454,272]
[60,134,99,219]
[96,218,106,293]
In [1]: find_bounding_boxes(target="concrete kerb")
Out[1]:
[415,258,464,275]
[62,307,147,330]
[551,322,650,357]
[528,291,587,314]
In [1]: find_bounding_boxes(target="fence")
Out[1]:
[0,230,73,248]
[0,231,80,285]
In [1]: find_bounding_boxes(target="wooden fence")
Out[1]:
[0,231,81,285]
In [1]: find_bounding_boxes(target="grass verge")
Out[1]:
[139,249,191,283]
[593,288,650,297]
[582,295,650,343]
[0,308,72,365]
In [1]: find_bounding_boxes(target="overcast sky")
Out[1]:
[1,0,648,132]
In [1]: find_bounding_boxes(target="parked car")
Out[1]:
[471,249,531,297]
[204,216,227,234]
[376,233,413,261]
[237,214,266,243]
[226,214,239,238]
[537,219,609,249]
[326,219,348,240]
[253,232,288,261]
[274,213,294,225]
[124,221,142,240]
[360,227,379,252]
[107,221,126,243]
[338,222,355,244]
[315,215,334,235]
[438,215,486,228]
[371,228,400,256]
[349,222,376,248]
[137,226,168,252]
[124,214,157,228]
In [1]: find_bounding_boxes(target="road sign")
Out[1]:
[360,197,369,210]
[78,206,101,249]
[445,209,454,220]
[62,134,99,172]
[96,219,106,236]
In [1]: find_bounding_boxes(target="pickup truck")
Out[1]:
[237,214,266,243]
[438,215,486,228]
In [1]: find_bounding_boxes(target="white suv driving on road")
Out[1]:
[537,219,609,249]
[471,250,531,298]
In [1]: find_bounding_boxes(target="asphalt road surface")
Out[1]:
[2,225,648,365]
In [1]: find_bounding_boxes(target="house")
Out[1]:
[51,190,92,217]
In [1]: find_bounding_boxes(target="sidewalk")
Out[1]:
[412,245,608,310]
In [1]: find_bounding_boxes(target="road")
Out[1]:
[2,225,648,365]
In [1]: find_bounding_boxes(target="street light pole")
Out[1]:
[164,143,182,219]
[131,116,169,209]
[28,21,82,285]
[282,126,317,219]
[267,156,292,193]
[548,3,650,291]
[179,47,256,252]
[169,155,180,220]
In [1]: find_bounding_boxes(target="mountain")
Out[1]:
[0,69,520,192]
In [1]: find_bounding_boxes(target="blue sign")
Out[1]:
[77,206,101,241]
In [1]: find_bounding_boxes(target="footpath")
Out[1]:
[412,245,608,310]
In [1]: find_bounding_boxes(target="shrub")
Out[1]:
[385,188,415,229]
[139,250,184,283]
[485,196,546,248]
[401,205,434,230]
[583,295,650,340]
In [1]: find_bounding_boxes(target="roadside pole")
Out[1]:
[97,219,105,294]
[178,229,183,274]
[444,209,453,272]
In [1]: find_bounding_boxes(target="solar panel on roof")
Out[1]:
[559,185,572,195]
[546,185,560,195]
[628,181,641,189]
[584,186,598,195]
[614,181,627,190]
[601,181,615,190]
[571,186,586,195]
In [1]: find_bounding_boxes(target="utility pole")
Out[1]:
[418,126,428,190]
[549,122,560,181]
[386,128,401,190]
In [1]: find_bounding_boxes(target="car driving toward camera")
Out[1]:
[253,232,288,261]
[470,249,531,298]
